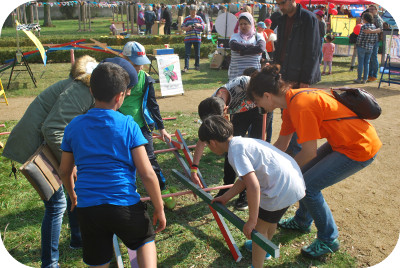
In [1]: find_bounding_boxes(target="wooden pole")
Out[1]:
[88,3,91,31]
[35,3,39,25]
[172,169,280,258]
[126,3,129,33]
[78,2,81,31]
[83,3,86,31]
[130,3,134,34]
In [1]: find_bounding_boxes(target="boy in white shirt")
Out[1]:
[199,115,305,268]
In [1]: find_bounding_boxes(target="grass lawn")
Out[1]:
[0,56,361,267]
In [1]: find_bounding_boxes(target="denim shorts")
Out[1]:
[258,206,289,224]
[77,201,155,266]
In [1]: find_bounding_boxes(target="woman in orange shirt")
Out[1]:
[247,64,381,259]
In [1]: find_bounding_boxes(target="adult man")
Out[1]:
[181,5,205,72]
[161,4,172,35]
[367,4,383,82]
[273,0,321,157]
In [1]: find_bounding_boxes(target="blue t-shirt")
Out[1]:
[61,108,148,208]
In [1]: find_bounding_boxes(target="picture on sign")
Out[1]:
[156,54,184,97]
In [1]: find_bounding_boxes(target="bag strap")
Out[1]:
[289,88,360,121]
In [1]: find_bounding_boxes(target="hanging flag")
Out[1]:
[16,20,47,66]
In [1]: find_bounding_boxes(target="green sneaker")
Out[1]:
[278,217,311,233]
[301,238,340,259]
[161,189,176,210]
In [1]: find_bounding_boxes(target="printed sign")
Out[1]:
[156,54,184,97]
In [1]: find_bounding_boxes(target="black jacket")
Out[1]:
[162,8,172,25]
[274,4,321,85]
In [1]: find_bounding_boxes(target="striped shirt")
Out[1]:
[357,23,378,50]
[228,33,264,81]
[182,15,205,43]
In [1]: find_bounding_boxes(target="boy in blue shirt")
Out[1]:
[60,62,166,267]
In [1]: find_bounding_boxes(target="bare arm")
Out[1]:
[212,177,246,205]
[273,134,293,152]
[241,172,260,239]
[59,152,77,211]
[363,28,382,34]
[132,145,166,233]
[190,140,206,187]
[293,139,318,168]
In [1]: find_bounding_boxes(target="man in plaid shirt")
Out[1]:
[355,12,377,84]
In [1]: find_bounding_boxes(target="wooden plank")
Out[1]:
[169,132,243,262]
[172,169,280,258]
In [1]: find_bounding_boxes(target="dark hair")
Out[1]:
[90,62,130,102]
[198,96,225,120]
[243,67,257,76]
[198,115,233,143]
[247,64,288,101]
[239,16,251,24]
[362,12,373,24]
[325,34,335,42]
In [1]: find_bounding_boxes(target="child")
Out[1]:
[322,34,335,75]
[59,62,166,267]
[121,41,176,209]
[256,22,271,66]
[199,115,305,268]
[192,68,272,211]
[263,19,275,61]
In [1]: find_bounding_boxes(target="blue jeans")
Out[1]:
[184,41,201,69]
[141,125,166,190]
[41,187,81,268]
[357,46,373,80]
[293,143,376,242]
[368,41,380,78]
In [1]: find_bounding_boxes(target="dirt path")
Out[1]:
[1,84,399,267]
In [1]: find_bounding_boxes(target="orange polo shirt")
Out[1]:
[280,89,382,161]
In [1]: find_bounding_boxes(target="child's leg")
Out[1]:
[137,241,157,268]
[252,219,277,268]
[323,61,328,73]
[328,61,332,73]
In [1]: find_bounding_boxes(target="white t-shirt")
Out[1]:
[228,136,305,211]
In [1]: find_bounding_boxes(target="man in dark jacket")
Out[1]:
[273,0,321,158]
[161,4,172,35]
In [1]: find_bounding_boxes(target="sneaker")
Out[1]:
[195,66,200,71]
[244,240,272,260]
[161,189,176,209]
[353,79,362,84]
[301,238,340,259]
[182,68,188,73]
[278,217,311,233]
[235,191,248,210]
[362,80,367,84]
[321,72,326,75]
[367,76,377,82]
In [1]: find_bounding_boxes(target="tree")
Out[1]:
[43,0,54,27]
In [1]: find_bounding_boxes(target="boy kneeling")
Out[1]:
[60,62,166,267]
[199,115,305,268]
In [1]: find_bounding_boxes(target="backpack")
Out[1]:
[290,88,382,120]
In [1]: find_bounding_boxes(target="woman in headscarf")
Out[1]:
[228,12,266,81]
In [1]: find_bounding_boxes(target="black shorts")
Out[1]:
[77,201,155,266]
[258,206,289,224]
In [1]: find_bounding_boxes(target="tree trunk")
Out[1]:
[43,1,54,27]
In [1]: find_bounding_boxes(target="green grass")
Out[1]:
[0,56,361,267]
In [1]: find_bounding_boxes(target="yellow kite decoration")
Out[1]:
[16,20,47,66]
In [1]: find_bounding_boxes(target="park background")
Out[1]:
[0,0,400,267]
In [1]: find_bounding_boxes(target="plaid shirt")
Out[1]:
[357,23,378,50]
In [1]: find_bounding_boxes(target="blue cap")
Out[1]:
[102,57,138,88]
[257,22,267,29]
[122,41,151,66]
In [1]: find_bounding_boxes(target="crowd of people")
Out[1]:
[2,1,387,268]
